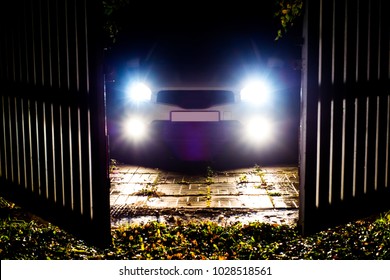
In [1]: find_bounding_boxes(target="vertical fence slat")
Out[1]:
[300,0,390,234]
[0,0,110,247]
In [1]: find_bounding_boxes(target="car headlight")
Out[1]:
[124,118,147,139]
[127,82,152,102]
[240,80,270,105]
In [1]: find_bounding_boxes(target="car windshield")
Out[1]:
[145,35,264,66]
[132,34,271,86]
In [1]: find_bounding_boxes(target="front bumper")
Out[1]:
[147,120,244,161]
[121,118,274,161]
[150,120,242,141]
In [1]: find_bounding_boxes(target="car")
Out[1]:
[106,34,300,165]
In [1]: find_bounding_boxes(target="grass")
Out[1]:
[238,174,249,184]
[1,196,390,260]
[135,172,161,197]
[268,192,283,197]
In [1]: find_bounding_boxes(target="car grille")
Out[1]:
[156,90,235,109]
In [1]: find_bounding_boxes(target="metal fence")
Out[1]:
[0,0,110,247]
[300,0,390,234]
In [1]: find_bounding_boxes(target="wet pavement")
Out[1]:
[110,164,299,227]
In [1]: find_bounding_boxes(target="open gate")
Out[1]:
[300,0,390,234]
[0,0,110,247]
[1,0,389,247]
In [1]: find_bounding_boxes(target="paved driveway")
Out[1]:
[110,164,299,227]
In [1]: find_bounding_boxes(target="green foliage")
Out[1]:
[238,174,249,184]
[101,0,304,45]
[109,159,118,173]
[268,192,282,196]
[136,173,161,197]
[0,218,100,260]
[137,183,159,197]
[206,166,214,178]
[1,197,390,260]
[205,166,215,185]
[274,0,303,40]
[102,0,130,45]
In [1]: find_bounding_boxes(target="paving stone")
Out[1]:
[271,196,299,208]
[209,184,239,195]
[209,195,274,209]
[111,184,144,195]
[157,184,209,196]
[110,194,120,205]
[110,164,300,225]
[145,196,208,208]
[236,183,268,195]
[113,194,129,205]
[238,195,274,208]
[124,196,148,206]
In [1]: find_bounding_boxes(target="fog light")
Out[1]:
[246,118,272,141]
[125,118,146,139]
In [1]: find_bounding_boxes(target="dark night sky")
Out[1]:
[107,1,303,76]
[115,1,278,38]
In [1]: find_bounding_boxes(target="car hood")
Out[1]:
[139,63,246,90]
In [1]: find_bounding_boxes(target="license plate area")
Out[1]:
[170,111,220,122]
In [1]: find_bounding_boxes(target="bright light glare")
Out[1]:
[240,81,270,105]
[125,118,147,139]
[127,82,152,102]
[246,118,272,141]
